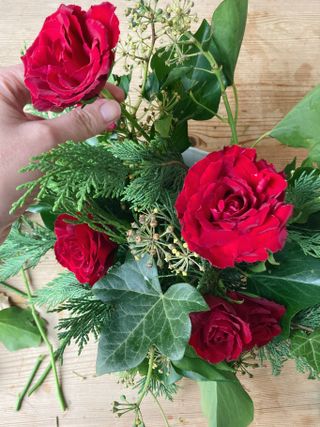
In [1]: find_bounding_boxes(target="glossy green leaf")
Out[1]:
[28,203,56,231]
[154,114,173,138]
[247,242,320,337]
[199,379,254,427]
[211,0,248,84]
[172,346,235,382]
[291,329,320,373]
[270,85,320,164]
[93,255,208,374]
[0,307,44,351]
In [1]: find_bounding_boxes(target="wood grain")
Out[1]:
[0,1,320,426]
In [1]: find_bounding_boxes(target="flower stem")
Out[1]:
[21,268,67,411]
[28,348,60,396]
[136,346,155,408]
[0,281,28,298]
[101,89,150,141]
[252,131,271,148]
[151,391,171,427]
[16,354,45,411]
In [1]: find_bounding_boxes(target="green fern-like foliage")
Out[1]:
[109,139,187,209]
[286,169,320,222]
[55,295,113,356]
[0,218,55,281]
[288,229,320,258]
[35,272,90,310]
[11,141,129,213]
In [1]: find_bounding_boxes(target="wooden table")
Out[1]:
[0,1,320,426]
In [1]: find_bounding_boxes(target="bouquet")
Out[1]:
[1,1,320,426]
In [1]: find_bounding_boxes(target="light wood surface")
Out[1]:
[1,1,320,426]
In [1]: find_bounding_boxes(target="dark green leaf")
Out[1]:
[28,202,56,231]
[211,0,249,84]
[291,329,320,373]
[270,85,320,164]
[247,242,320,337]
[154,115,173,138]
[93,255,208,374]
[172,346,235,382]
[0,307,44,351]
[199,379,254,427]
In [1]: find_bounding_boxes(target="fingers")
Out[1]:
[0,64,31,108]
[102,82,125,103]
[29,98,121,146]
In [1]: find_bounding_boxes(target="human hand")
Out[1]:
[0,64,124,242]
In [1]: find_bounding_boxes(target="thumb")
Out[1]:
[41,99,121,145]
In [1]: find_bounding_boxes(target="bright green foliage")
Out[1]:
[258,340,291,376]
[270,85,320,164]
[35,272,90,310]
[55,295,113,357]
[291,330,320,373]
[11,141,128,213]
[172,346,235,382]
[289,229,320,258]
[0,219,55,281]
[93,254,208,374]
[247,242,320,337]
[0,307,44,351]
[294,305,320,330]
[109,139,187,209]
[199,379,254,427]
[211,0,249,83]
[286,168,320,223]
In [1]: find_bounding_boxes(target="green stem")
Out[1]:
[21,269,67,411]
[16,354,45,411]
[0,281,28,298]
[136,347,155,407]
[252,131,271,148]
[101,89,150,141]
[151,391,171,427]
[28,348,60,396]
[232,83,239,125]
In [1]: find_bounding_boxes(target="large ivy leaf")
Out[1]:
[199,379,254,427]
[211,0,249,84]
[247,242,320,337]
[0,307,44,351]
[291,329,320,373]
[172,346,235,382]
[93,255,208,374]
[270,85,320,164]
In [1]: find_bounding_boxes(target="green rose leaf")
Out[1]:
[0,306,44,351]
[247,242,320,337]
[291,329,320,373]
[211,0,249,84]
[199,379,254,427]
[172,346,236,382]
[93,255,208,374]
[269,85,320,164]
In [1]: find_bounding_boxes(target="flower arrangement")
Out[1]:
[1,1,320,426]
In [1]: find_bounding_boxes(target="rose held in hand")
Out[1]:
[22,2,120,111]
[176,145,293,268]
[54,214,117,286]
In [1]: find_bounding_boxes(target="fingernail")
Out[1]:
[100,100,121,123]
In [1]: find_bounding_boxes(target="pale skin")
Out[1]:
[0,64,124,243]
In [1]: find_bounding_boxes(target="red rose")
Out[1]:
[176,145,293,269]
[229,291,286,348]
[189,295,252,364]
[54,214,117,286]
[22,2,119,111]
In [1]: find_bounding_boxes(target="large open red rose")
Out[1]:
[22,2,119,111]
[175,145,293,268]
[189,295,252,364]
[54,214,117,286]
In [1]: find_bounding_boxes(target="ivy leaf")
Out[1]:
[0,307,44,351]
[211,0,249,84]
[247,242,320,338]
[270,85,320,164]
[172,346,235,382]
[199,379,254,427]
[93,255,208,374]
[291,329,320,373]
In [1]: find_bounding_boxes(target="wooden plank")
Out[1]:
[0,1,320,426]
